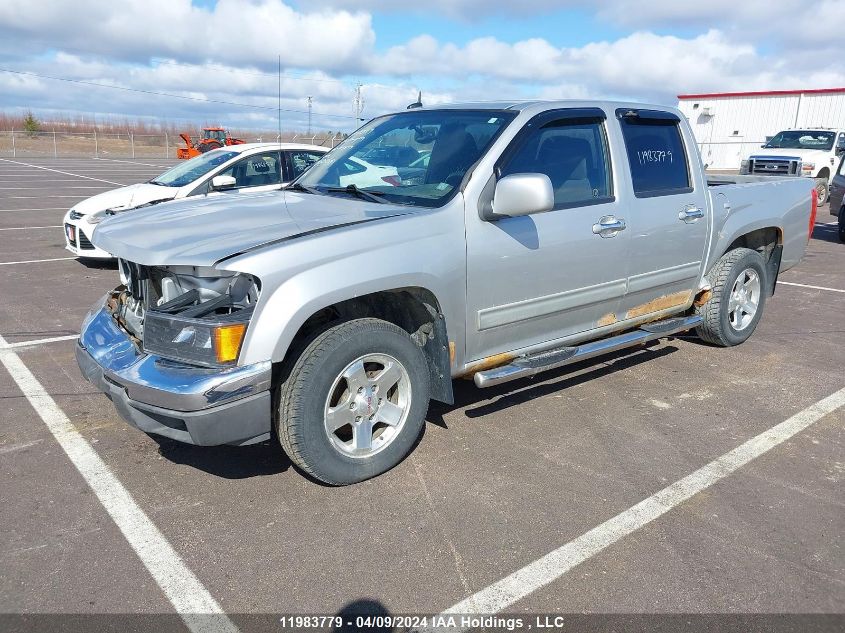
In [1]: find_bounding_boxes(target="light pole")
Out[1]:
[307,96,313,137]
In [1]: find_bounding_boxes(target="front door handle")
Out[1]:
[679,206,704,223]
[592,215,627,238]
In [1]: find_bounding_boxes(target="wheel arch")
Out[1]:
[271,286,454,405]
[716,226,783,296]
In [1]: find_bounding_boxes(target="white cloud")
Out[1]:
[0,0,375,72]
[1,0,843,132]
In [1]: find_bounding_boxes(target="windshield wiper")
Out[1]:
[149,179,168,186]
[285,182,322,195]
[323,184,386,204]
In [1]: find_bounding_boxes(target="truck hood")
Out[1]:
[749,147,830,160]
[71,183,178,216]
[91,190,412,267]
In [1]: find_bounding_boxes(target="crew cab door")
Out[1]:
[613,109,709,320]
[465,108,630,362]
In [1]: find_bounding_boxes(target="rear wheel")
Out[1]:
[200,140,223,153]
[695,247,768,347]
[277,318,430,485]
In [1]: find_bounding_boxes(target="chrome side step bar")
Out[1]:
[473,315,703,388]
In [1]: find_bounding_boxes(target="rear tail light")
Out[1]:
[808,187,818,242]
[381,175,401,187]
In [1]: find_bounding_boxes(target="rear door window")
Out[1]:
[288,151,325,180]
[618,109,692,198]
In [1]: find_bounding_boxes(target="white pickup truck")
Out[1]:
[78,100,817,485]
[740,128,845,202]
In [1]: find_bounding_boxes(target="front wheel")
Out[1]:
[277,318,430,485]
[695,247,768,347]
[815,178,829,204]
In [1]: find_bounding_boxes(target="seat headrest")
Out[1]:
[537,135,591,164]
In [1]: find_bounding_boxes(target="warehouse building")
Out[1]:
[677,87,845,169]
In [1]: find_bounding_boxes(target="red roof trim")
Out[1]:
[677,87,845,99]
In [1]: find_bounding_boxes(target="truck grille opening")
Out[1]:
[748,158,800,176]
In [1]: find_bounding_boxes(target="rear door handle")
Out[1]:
[679,206,704,223]
[592,216,627,238]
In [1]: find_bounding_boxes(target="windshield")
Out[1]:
[764,130,835,151]
[151,149,240,187]
[296,109,517,207]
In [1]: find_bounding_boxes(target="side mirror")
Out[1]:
[211,175,237,191]
[836,146,845,156]
[485,173,554,220]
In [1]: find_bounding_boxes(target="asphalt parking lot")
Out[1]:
[0,157,843,631]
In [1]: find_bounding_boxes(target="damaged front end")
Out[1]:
[108,260,260,368]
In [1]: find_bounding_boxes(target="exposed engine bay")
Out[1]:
[108,259,260,344]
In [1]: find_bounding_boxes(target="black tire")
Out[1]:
[815,178,829,204]
[839,207,845,243]
[199,140,223,153]
[695,247,768,347]
[277,318,430,485]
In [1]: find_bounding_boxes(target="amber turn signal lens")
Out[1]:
[213,323,247,363]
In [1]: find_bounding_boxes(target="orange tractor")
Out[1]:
[176,127,245,159]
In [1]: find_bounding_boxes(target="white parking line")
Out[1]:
[8,195,107,199]
[94,157,166,167]
[0,158,123,185]
[0,257,75,265]
[0,186,112,190]
[779,281,845,294]
[2,334,78,349]
[420,386,845,630]
[0,333,239,633]
[0,208,66,212]
[0,225,62,231]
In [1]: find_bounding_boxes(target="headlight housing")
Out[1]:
[134,268,260,367]
[143,310,250,367]
[739,159,750,175]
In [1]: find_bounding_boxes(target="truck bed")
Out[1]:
[704,174,813,274]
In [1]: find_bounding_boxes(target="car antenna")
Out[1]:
[407,91,423,109]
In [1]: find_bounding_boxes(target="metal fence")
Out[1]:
[0,131,343,159]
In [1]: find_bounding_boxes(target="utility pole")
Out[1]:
[277,55,282,143]
[307,96,313,136]
[353,82,364,125]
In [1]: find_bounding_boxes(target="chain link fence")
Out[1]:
[0,131,344,159]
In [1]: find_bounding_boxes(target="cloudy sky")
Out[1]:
[0,0,843,132]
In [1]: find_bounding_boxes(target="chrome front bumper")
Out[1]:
[76,301,273,446]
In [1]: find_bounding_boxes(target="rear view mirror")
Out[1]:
[211,175,237,191]
[485,173,554,220]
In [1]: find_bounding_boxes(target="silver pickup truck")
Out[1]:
[78,100,816,484]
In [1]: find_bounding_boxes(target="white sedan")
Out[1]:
[63,142,328,259]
